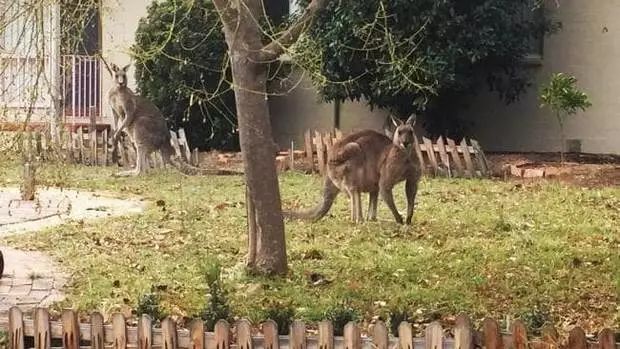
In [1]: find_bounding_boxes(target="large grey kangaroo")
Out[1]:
[284,115,422,224]
[107,63,239,176]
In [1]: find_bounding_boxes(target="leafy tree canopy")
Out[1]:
[132,0,238,150]
[293,0,560,136]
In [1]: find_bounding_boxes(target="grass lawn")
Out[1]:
[0,157,618,334]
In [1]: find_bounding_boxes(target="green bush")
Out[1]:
[136,291,166,321]
[200,261,232,330]
[323,302,360,336]
[132,0,238,151]
[260,301,296,335]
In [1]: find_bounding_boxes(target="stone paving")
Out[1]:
[0,187,146,314]
[0,246,66,315]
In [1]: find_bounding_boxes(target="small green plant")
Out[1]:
[539,73,592,164]
[200,261,232,330]
[323,302,360,336]
[388,307,410,337]
[261,301,296,335]
[518,303,553,336]
[136,291,166,321]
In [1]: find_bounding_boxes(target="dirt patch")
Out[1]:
[486,152,620,188]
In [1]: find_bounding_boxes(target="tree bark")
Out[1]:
[213,0,327,276]
[213,0,287,275]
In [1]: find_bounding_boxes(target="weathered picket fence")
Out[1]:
[17,127,197,168]
[3,307,618,349]
[285,130,490,177]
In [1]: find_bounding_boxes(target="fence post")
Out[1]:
[34,307,51,349]
[262,320,279,349]
[343,322,361,349]
[237,319,253,349]
[511,320,528,349]
[304,130,313,171]
[138,314,153,349]
[162,317,178,349]
[61,309,80,349]
[214,320,230,349]
[189,319,205,349]
[112,313,127,349]
[372,321,388,349]
[568,327,587,349]
[597,329,614,349]
[290,320,306,349]
[425,322,443,349]
[398,322,413,349]
[90,312,105,349]
[9,306,24,349]
[483,318,503,349]
[454,314,473,349]
[318,321,334,349]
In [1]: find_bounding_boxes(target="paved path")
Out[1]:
[0,187,145,314]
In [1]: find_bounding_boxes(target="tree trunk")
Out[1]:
[231,54,287,275]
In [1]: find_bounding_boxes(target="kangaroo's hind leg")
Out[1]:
[367,190,379,221]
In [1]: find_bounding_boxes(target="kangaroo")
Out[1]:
[107,63,240,176]
[285,115,421,224]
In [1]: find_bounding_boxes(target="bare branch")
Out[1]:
[257,0,328,62]
[212,0,239,34]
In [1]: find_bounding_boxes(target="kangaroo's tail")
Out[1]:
[283,175,340,222]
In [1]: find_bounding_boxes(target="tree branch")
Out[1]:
[257,0,328,62]
[212,0,239,35]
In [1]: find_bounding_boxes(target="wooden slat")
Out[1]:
[323,132,333,157]
[262,320,279,349]
[103,129,109,166]
[335,129,343,140]
[138,315,152,349]
[237,319,253,349]
[90,113,97,166]
[425,322,443,349]
[511,320,528,349]
[567,327,587,349]
[454,314,473,349]
[304,130,313,171]
[422,137,438,175]
[192,148,200,166]
[34,308,51,349]
[169,130,183,158]
[542,325,558,349]
[436,136,451,175]
[112,313,127,349]
[314,131,325,175]
[460,138,474,178]
[162,317,178,349]
[61,309,80,349]
[412,135,426,174]
[9,306,24,349]
[214,320,230,349]
[597,329,614,349]
[398,322,413,349]
[90,312,105,349]
[189,319,205,349]
[372,321,388,349]
[483,318,504,349]
[343,322,360,349]
[290,320,306,349]
[318,321,334,349]
[446,138,464,176]
[470,140,489,176]
[77,130,85,163]
[178,128,192,162]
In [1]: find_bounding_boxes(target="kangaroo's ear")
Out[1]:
[111,63,119,72]
[405,113,417,126]
[383,115,398,138]
[122,64,130,72]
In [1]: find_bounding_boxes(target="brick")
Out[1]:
[523,168,545,178]
[510,165,523,177]
[31,278,54,291]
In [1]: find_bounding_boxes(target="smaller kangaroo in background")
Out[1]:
[107,62,239,177]
[285,114,422,224]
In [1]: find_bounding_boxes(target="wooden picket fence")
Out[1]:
[296,130,490,178]
[3,307,618,349]
[17,127,198,168]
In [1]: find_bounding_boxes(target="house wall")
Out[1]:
[99,0,152,125]
[461,1,620,155]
